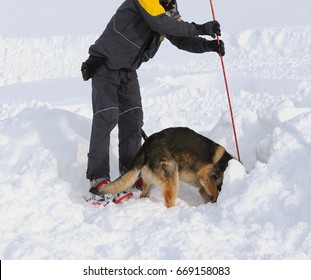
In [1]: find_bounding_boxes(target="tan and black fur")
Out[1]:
[99,127,234,208]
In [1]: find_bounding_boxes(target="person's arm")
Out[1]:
[136,0,220,38]
[166,35,225,55]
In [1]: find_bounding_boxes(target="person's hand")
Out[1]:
[204,39,225,56]
[196,21,221,38]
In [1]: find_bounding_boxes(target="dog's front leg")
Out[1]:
[199,176,219,203]
[197,165,219,203]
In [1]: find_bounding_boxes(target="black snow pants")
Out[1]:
[86,64,143,180]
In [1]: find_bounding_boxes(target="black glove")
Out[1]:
[160,0,176,11]
[81,55,106,81]
[195,21,221,38]
[204,40,225,56]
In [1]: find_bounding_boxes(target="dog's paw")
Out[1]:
[140,193,150,199]
[208,195,218,203]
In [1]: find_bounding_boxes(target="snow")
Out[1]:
[1,0,311,261]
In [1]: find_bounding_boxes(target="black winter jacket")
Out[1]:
[89,0,209,70]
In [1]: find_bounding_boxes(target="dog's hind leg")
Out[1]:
[159,161,179,208]
[140,180,151,198]
[197,164,219,203]
[140,167,153,198]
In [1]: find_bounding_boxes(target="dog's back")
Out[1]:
[99,127,233,207]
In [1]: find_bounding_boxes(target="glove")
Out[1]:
[204,40,225,56]
[160,0,176,11]
[195,21,221,38]
[81,55,106,81]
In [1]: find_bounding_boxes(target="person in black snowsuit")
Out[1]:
[82,0,225,202]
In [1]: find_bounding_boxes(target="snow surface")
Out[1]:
[1,0,311,260]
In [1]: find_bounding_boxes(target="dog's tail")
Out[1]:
[97,149,146,195]
[98,168,141,194]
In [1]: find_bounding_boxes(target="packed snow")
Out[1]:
[1,0,311,260]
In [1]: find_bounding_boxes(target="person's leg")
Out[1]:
[117,70,143,173]
[86,66,119,180]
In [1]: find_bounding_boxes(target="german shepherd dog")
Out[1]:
[98,127,233,208]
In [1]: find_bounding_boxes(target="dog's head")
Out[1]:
[211,151,234,192]
[211,167,225,192]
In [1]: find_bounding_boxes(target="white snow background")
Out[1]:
[1,0,311,260]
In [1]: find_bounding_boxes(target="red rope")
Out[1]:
[209,0,241,162]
